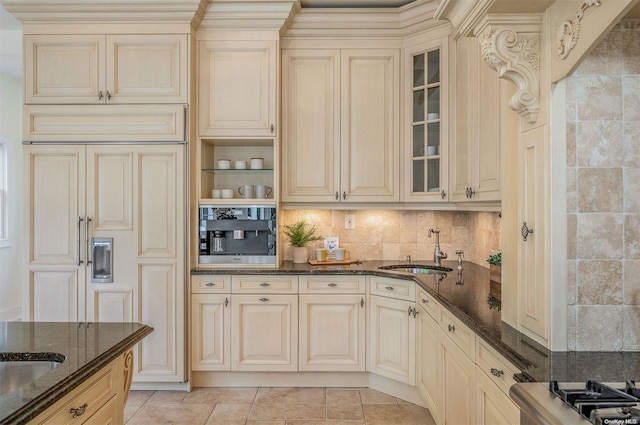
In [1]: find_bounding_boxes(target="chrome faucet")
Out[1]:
[428,227,448,266]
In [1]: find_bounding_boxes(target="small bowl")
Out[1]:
[217,159,231,169]
[221,189,234,199]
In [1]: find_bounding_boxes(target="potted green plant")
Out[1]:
[283,221,322,263]
[487,252,502,293]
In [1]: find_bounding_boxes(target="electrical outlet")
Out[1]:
[345,214,355,230]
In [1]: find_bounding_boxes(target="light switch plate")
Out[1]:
[345,214,355,230]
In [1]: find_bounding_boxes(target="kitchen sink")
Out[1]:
[0,353,65,395]
[378,264,453,274]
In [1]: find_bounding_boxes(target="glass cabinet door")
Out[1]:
[406,41,447,202]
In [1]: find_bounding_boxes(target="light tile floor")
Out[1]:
[125,387,437,425]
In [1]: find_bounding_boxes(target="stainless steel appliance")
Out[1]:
[199,205,276,265]
[548,381,640,425]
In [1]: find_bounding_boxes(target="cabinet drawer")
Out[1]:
[232,275,298,293]
[439,308,475,361]
[370,276,415,301]
[416,287,439,320]
[299,275,366,294]
[34,361,117,425]
[191,275,231,293]
[476,338,519,397]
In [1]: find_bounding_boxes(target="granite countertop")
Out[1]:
[192,260,640,384]
[0,322,153,425]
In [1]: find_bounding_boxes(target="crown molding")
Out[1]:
[0,0,203,26]
[198,0,301,35]
[475,14,542,123]
[282,0,441,39]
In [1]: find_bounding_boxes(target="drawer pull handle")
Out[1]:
[225,297,229,307]
[206,282,216,287]
[491,368,504,377]
[70,403,88,418]
[422,298,428,304]
[259,297,269,302]
[260,282,270,287]
[385,286,395,290]
[448,324,455,332]
[328,283,338,287]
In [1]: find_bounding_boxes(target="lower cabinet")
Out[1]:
[368,294,416,385]
[191,294,230,371]
[231,294,298,371]
[438,331,476,425]
[475,366,520,425]
[299,294,366,371]
[416,302,439,418]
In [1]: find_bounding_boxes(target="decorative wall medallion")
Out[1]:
[557,0,602,60]
[479,27,540,123]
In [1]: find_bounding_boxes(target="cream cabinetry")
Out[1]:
[299,275,366,371]
[403,37,449,202]
[281,48,399,203]
[190,275,231,371]
[416,288,439,418]
[24,144,185,383]
[368,277,416,385]
[475,339,520,425]
[438,326,476,425]
[230,275,298,371]
[450,36,502,203]
[198,40,277,137]
[29,350,131,425]
[25,34,188,105]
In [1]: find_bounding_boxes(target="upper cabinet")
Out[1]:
[25,34,188,105]
[281,48,399,203]
[198,40,277,137]
[403,37,449,203]
[450,36,503,204]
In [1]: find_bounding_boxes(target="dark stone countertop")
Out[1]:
[0,322,153,425]
[192,260,640,384]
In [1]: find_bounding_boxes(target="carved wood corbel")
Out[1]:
[477,19,542,123]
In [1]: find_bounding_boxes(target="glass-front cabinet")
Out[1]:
[404,38,448,202]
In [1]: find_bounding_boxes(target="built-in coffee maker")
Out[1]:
[199,205,276,265]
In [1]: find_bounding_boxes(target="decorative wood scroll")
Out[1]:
[478,19,541,123]
[556,0,602,60]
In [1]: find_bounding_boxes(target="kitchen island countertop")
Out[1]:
[193,260,640,384]
[0,322,153,425]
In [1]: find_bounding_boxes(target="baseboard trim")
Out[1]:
[131,382,190,391]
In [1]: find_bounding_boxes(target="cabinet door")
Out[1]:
[416,305,438,418]
[281,49,341,202]
[25,35,105,104]
[24,146,86,321]
[231,294,298,371]
[439,332,475,425]
[106,34,188,104]
[299,294,366,371]
[475,366,520,425]
[368,295,415,385]
[404,39,449,202]
[341,49,399,202]
[198,40,276,137]
[191,294,231,371]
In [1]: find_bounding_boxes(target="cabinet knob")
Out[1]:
[98,91,103,100]
[328,283,338,287]
[259,297,269,302]
[106,90,112,100]
[441,190,446,199]
[521,221,534,241]
[70,403,88,418]
[448,324,455,332]
[422,298,428,304]
[225,297,229,307]
[360,298,364,307]
[260,282,270,287]
[466,187,476,198]
[205,282,216,287]
[490,368,504,377]
[335,191,339,200]
[342,191,346,200]
[385,286,395,291]
[270,124,274,133]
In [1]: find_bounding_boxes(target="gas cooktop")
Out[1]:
[550,380,640,425]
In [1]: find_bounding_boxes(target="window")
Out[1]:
[0,138,8,247]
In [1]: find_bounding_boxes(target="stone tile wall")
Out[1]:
[566,22,640,350]
[280,210,501,267]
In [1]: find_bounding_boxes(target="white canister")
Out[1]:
[221,189,234,199]
[250,157,264,169]
[235,160,247,169]
[217,159,231,169]
[211,189,221,199]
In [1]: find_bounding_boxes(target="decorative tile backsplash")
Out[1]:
[280,210,501,267]
[566,22,640,350]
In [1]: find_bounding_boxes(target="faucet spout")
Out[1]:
[428,227,448,266]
